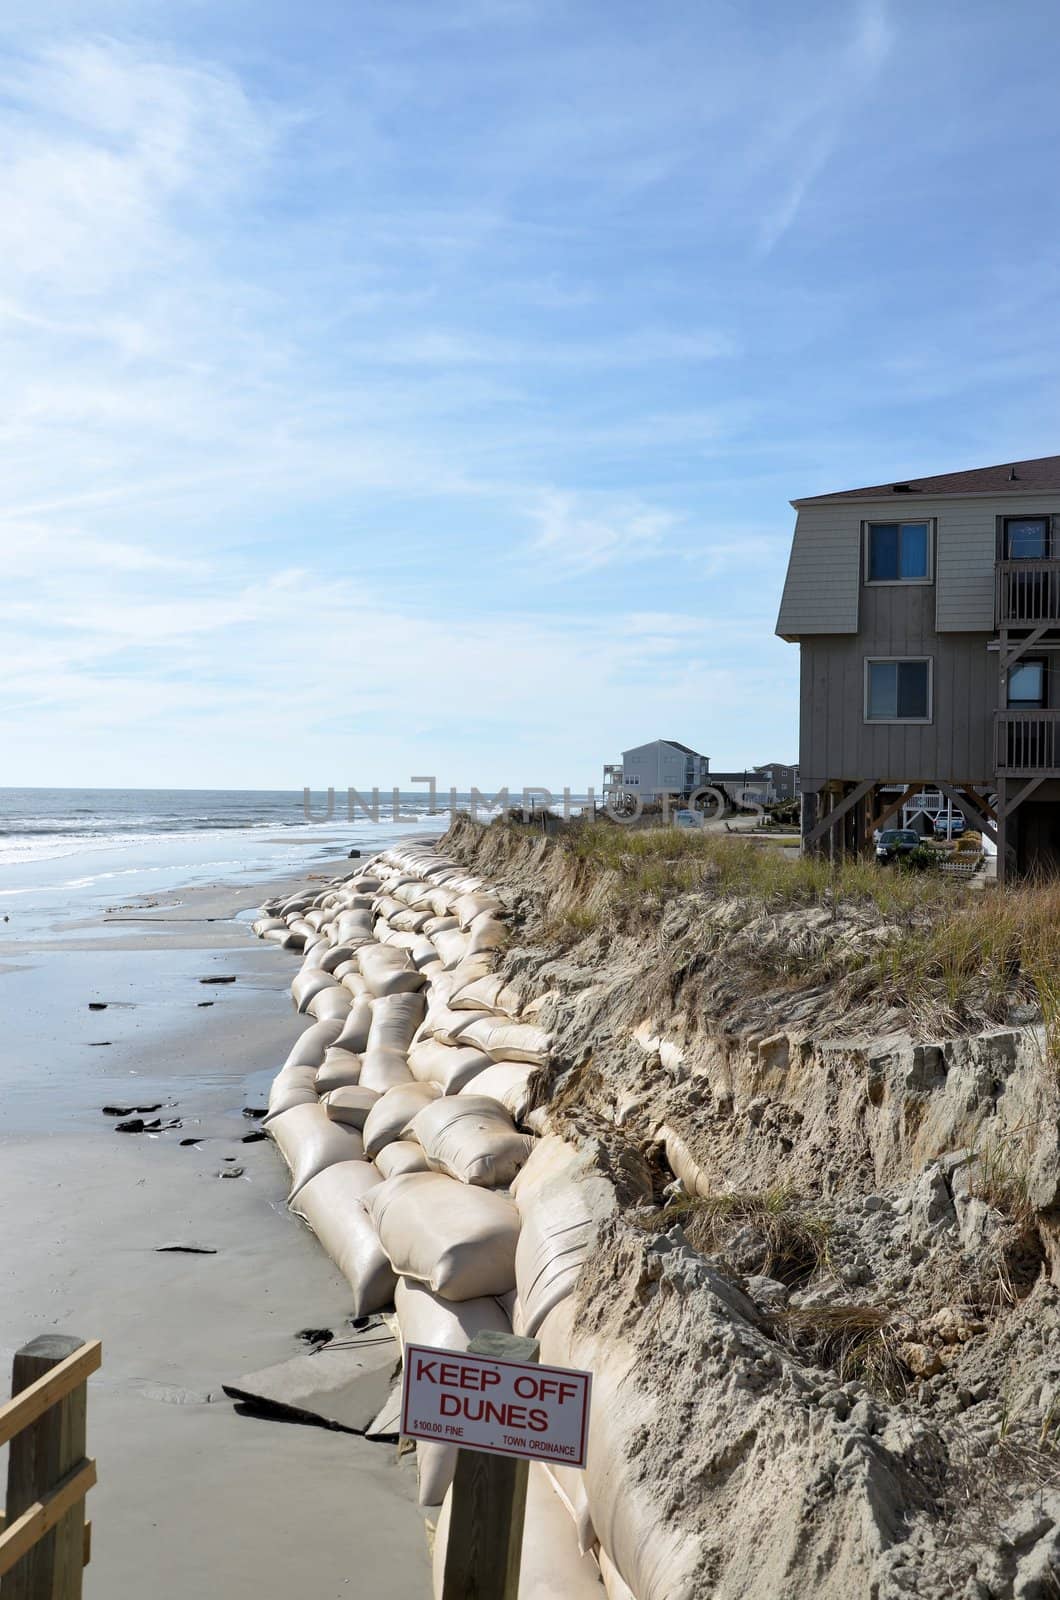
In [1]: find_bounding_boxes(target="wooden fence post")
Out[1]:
[1,1336,94,1600]
[441,1331,539,1600]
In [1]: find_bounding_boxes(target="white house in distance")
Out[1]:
[606,739,711,801]
[602,741,800,806]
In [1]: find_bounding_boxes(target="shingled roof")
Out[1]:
[793,454,1060,506]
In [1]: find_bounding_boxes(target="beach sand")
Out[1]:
[0,862,429,1598]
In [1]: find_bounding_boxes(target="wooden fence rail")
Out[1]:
[0,1337,100,1599]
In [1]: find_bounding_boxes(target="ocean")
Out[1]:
[0,788,456,942]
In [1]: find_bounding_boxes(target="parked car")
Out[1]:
[875,828,921,863]
[934,813,966,840]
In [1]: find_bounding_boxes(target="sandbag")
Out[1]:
[539,1296,700,1600]
[407,1038,492,1094]
[373,894,406,922]
[262,926,291,943]
[321,1085,380,1128]
[460,1017,551,1066]
[462,1060,538,1123]
[432,1463,604,1598]
[432,928,472,969]
[367,991,426,1055]
[291,1160,395,1317]
[319,942,358,974]
[334,908,374,943]
[411,937,442,973]
[510,1138,616,1339]
[283,1018,344,1071]
[659,1125,712,1199]
[597,1550,636,1600]
[291,968,339,1012]
[374,1140,431,1178]
[253,916,288,936]
[268,1101,366,1198]
[441,954,498,994]
[306,984,352,1022]
[449,973,522,1016]
[466,916,506,956]
[411,1096,535,1188]
[417,1004,479,1047]
[454,891,503,929]
[424,913,459,935]
[316,1047,363,1093]
[390,907,432,934]
[332,995,375,1055]
[358,1046,414,1094]
[341,971,371,997]
[362,1082,441,1159]
[266,1063,320,1119]
[358,943,426,998]
[394,1278,512,1506]
[368,1172,519,1301]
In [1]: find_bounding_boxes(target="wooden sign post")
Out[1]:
[400,1328,592,1600]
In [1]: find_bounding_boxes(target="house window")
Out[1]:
[865,658,931,722]
[866,521,931,582]
[1008,659,1046,707]
[1004,517,1050,560]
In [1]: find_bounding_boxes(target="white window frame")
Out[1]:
[863,656,934,724]
[862,519,935,586]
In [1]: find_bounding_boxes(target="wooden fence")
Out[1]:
[0,1337,100,1599]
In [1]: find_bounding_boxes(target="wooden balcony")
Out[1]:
[995,709,1060,776]
[996,559,1060,625]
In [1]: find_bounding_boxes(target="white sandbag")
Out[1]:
[449,974,522,1016]
[319,942,358,974]
[368,1173,519,1301]
[454,891,504,929]
[411,937,442,973]
[394,1277,512,1506]
[262,926,291,943]
[298,939,331,971]
[539,1296,700,1600]
[335,908,374,943]
[466,917,507,957]
[358,1046,414,1095]
[341,971,371,997]
[253,916,288,936]
[373,894,406,922]
[304,908,328,931]
[411,1097,535,1188]
[321,1085,380,1128]
[291,968,340,1013]
[390,907,432,934]
[306,984,352,1022]
[268,1101,366,1198]
[287,916,316,937]
[358,943,426,998]
[367,991,426,1055]
[432,1463,604,1598]
[442,954,498,994]
[432,928,472,969]
[418,1004,479,1048]
[660,1125,711,1198]
[283,1017,344,1071]
[460,1017,551,1067]
[362,1082,442,1159]
[316,1047,363,1093]
[291,1160,395,1317]
[332,995,375,1055]
[407,1038,492,1094]
[597,1550,636,1600]
[462,1061,538,1123]
[424,913,459,935]
[374,1140,431,1178]
[511,1138,616,1340]
[266,1063,320,1119]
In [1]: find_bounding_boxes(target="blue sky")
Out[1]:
[2,0,1059,789]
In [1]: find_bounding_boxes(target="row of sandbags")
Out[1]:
[253,843,666,1600]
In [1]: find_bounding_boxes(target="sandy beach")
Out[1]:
[0,859,430,1598]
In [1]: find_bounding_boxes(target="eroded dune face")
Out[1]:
[254,823,1060,1599]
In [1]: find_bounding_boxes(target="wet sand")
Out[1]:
[0,860,429,1598]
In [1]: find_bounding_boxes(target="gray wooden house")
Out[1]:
[776,454,1060,879]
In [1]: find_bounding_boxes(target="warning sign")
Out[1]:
[400,1343,592,1467]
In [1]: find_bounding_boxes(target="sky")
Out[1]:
[3,0,1060,790]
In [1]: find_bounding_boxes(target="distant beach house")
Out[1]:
[776,454,1060,879]
[601,742,797,808]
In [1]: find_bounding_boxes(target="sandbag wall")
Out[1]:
[252,845,637,1599]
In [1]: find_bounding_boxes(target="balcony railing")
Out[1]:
[996,559,1060,625]
[995,710,1060,776]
